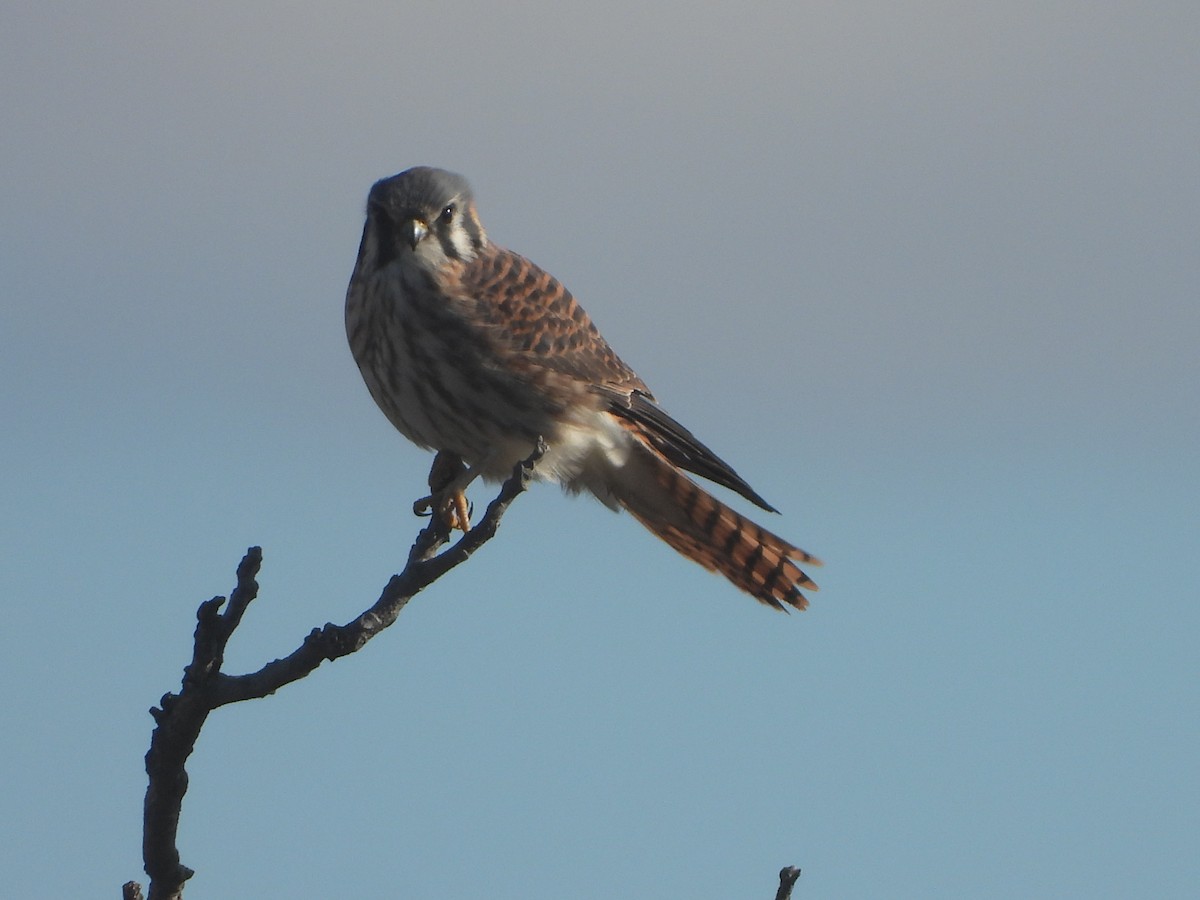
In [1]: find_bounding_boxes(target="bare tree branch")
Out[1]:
[127,437,796,899]
[129,443,543,899]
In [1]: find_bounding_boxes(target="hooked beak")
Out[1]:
[400,218,428,250]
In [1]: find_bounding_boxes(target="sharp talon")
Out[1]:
[413,489,471,532]
[450,490,471,532]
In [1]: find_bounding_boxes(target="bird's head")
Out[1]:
[361,166,488,274]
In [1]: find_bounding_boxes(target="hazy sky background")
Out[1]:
[2,2,1196,897]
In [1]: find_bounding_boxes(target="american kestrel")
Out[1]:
[345,167,819,610]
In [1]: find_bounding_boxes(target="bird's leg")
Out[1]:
[413,451,476,533]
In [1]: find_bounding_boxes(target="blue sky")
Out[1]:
[2,2,1197,897]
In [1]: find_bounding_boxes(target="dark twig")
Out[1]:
[128,443,544,899]
[775,865,802,899]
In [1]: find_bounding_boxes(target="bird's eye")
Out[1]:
[438,204,456,225]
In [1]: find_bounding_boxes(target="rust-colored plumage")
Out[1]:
[346,167,820,610]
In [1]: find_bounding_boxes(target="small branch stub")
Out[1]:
[775,865,802,900]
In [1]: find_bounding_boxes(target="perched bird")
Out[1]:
[345,167,819,610]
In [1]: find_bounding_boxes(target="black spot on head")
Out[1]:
[460,202,485,250]
[367,212,398,269]
[435,228,460,260]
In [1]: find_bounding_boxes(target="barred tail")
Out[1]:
[609,447,819,611]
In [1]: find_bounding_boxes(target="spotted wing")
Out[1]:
[460,246,647,392]
[461,245,778,513]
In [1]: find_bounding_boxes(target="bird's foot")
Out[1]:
[413,451,473,533]
[413,489,472,532]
